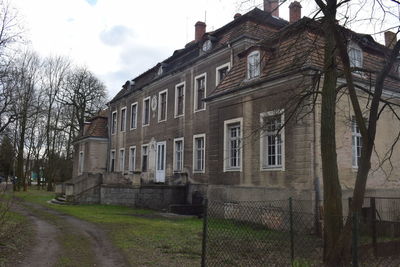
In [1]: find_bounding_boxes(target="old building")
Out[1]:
[69,0,400,211]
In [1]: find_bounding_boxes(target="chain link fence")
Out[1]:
[201,198,400,266]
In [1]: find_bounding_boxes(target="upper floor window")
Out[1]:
[143,97,150,126]
[216,63,231,85]
[194,74,206,112]
[120,107,126,132]
[175,82,185,117]
[193,134,206,173]
[111,111,117,135]
[348,43,363,70]
[352,118,362,168]
[247,51,260,79]
[130,102,138,130]
[158,89,168,122]
[260,110,285,170]
[223,118,242,172]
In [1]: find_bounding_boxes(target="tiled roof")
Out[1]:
[74,110,108,142]
[109,8,289,104]
[207,18,400,100]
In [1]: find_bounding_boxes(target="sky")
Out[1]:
[12,0,399,99]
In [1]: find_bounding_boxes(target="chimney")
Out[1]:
[289,1,302,23]
[264,0,279,17]
[234,13,242,19]
[195,21,206,42]
[384,31,397,49]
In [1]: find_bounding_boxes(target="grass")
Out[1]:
[14,187,203,267]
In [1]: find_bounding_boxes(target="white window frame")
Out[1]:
[158,89,168,122]
[142,96,150,126]
[120,107,127,132]
[173,137,184,172]
[119,148,125,172]
[174,82,185,118]
[110,149,116,172]
[352,118,362,169]
[78,151,84,175]
[223,118,243,172]
[129,146,136,172]
[194,73,207,112]
[130,102,138,130]
[216,62,231,85]
[111,111,117,135]
[193,133,206,173]
[141,144,149,172]
[260,110,285,171]
[348,42,363,71]
[247,50,261,79]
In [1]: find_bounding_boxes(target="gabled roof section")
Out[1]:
[74,110,108,143]
[109,7,289,104]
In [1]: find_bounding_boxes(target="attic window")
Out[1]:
[202,40,212,52]
[247,51,260,79]
[348,43,363,71]
[157,66,163,76]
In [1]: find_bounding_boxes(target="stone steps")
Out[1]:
[48,194,75,205]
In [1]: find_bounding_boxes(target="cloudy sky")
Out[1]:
[12,0,398,99]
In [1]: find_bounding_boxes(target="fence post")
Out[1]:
[352,212,359,267]
[201,198,209,267]
[289,197,294,263]
[370,197,377,257]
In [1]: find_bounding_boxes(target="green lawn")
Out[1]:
[14,187,203,267]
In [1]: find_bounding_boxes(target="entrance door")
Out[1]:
[156,141,166,183]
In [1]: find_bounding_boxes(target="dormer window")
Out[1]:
[202,40,212,52]
[348,43,363,70]
[157,65,163,76]
[247,51,260,79]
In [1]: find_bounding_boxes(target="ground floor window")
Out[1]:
[352,118,362,168]
[260,110,285,170]
[223,118,242,171]
[78,151,84,175]
[142,145,149,172]
[174,138,184,172]
[193,134,205,173]
[129,146,136,172]
[110,150,115,172]
[119,149,125,172]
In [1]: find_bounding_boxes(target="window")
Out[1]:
[158,90,168,122]
[352,118,362,168]
[194,74,206,112]
[216,63,231,85]
[142,145,149,172]
[143,97,150,126]
[129,146,136,172]
[78,151,84,175]
[175,82,185,117]
[193,134,205,173]
[348,43,363,70]
[223,118,242,171]
[119,148,125,172]
[111,111,117,134]
[173,138,184,172]
[247,51,260,79]
[260,111,285,170]
[130,102,138,129]
[110,150,116,172]
[120,107,126,132]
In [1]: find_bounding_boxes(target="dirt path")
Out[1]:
[13,201,129,267]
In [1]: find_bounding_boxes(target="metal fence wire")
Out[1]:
[201,198,400,267]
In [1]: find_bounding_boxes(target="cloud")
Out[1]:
[100,25,135,47]
[85,0,97,6]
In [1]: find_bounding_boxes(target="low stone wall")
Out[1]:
[99,184,187,210]
[100,185,137,206]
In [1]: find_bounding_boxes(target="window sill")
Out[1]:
[142,124,149,127]
[130,127,137,131]
[193,170,205,174]
[158,119,167,123]
[260,167,284,172]
[194,108,206,113]
[174,114,184,119]
[224,168,241,172]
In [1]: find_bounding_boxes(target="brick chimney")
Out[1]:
[289,1,302,23]
[234,13,242,19]
[195,21,206,42]
[264,0,279,17]
[384,31,397,49]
